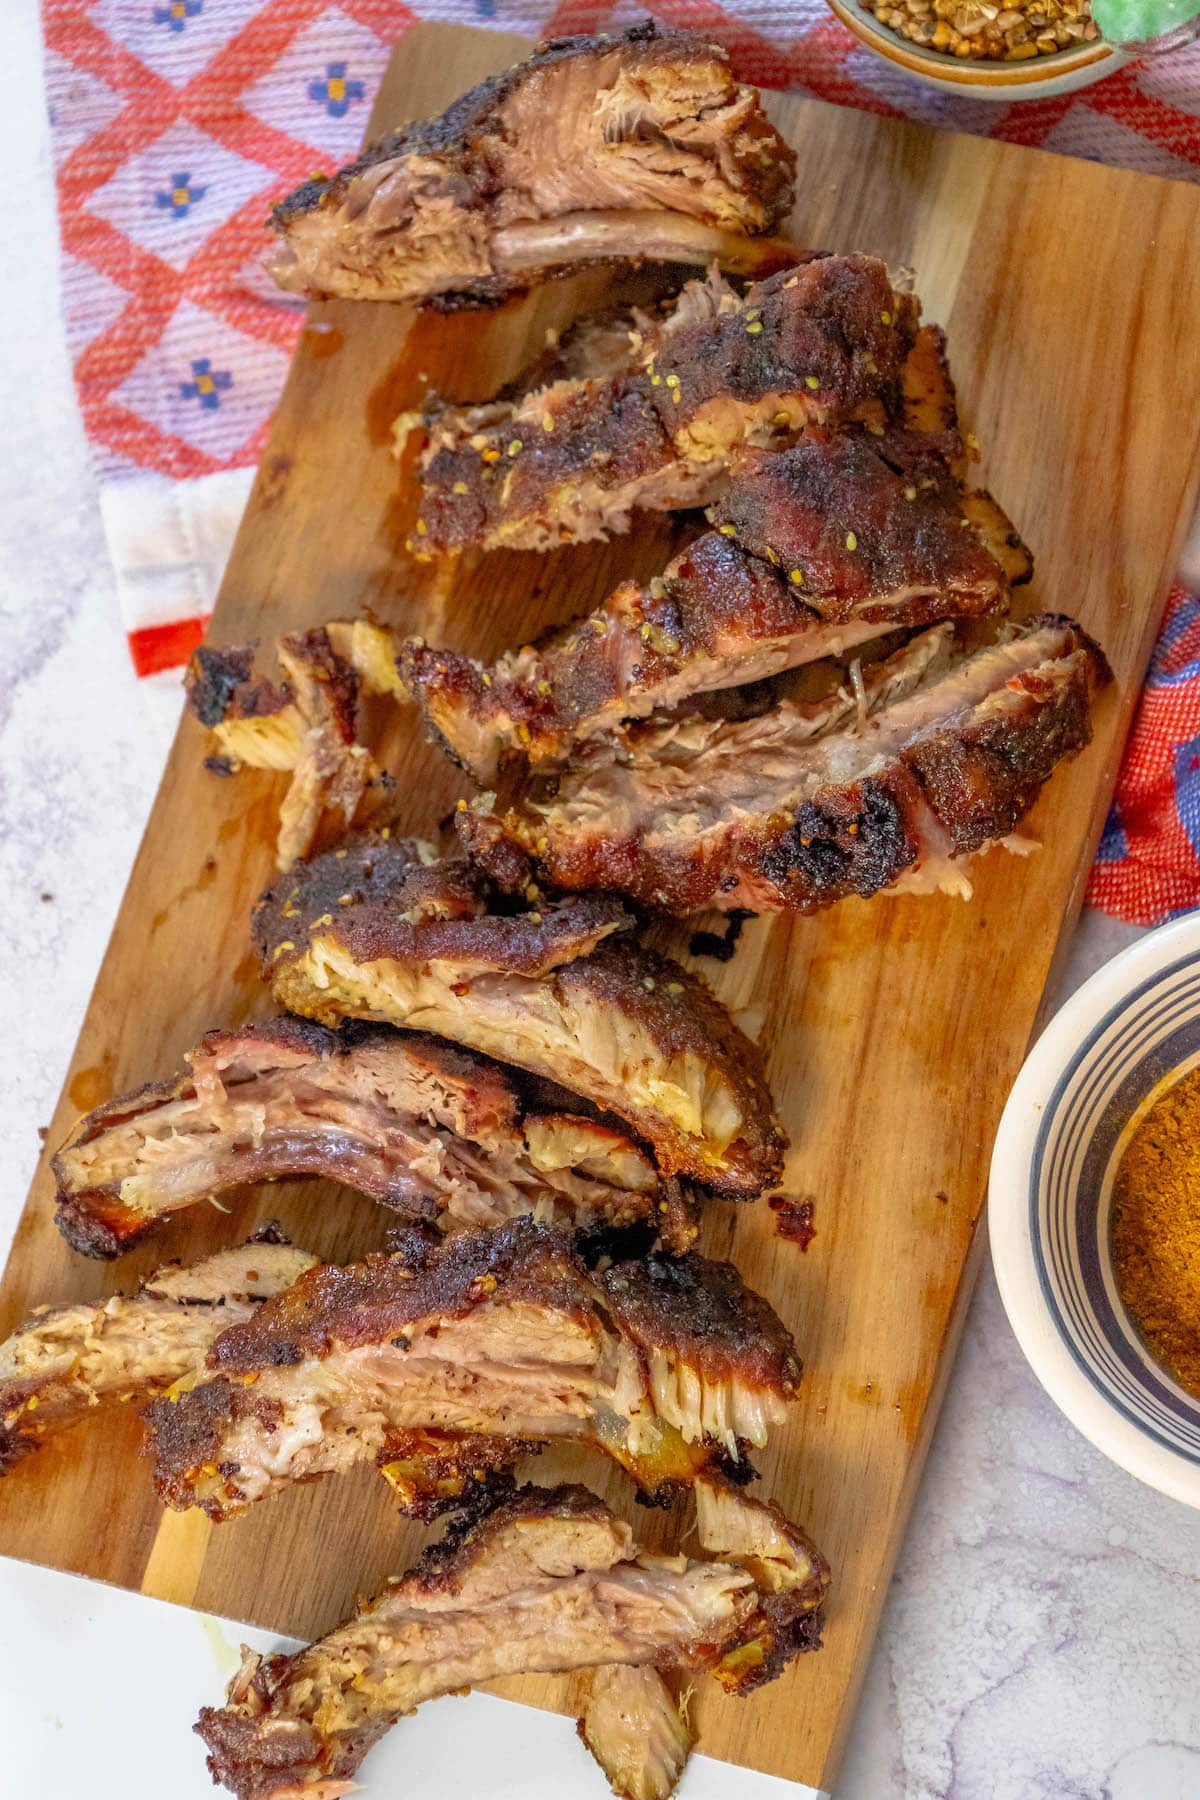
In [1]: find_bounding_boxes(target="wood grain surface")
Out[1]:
[3,24,1200,1793]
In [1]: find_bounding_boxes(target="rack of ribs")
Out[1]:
[267,25,798,309]
[186,329,1013,816]
[460,615,1112,916]
[52,1018,684,1262]
[0,1234,316,1475]
[411,255,919,551]
[146,1218,801,1519]
[253,835,785,1196]
[402,409,1031,783]
[196,1477,828,1800]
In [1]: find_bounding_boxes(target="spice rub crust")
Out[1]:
[254,837,786,1196]
[207,1221,597,1373]
[146,1219,802,1517]
[416,255,919,553]
[463,615,1112,918]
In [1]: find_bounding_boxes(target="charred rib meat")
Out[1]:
[0,1236,316,1475]
[197,1478,827,1800]
[188,324,1029,792]
[462,615,1111,916]
[268,26,796,308]
[404,408,1030,783]
[199,1480,824,1800]
[413,256,919,552]
[187,629,390,871]
[53,1017,671,1261]
[147,1219,801,1518]
[254,836,785,1195]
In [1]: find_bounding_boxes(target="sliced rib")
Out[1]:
[461,615,1112,916]
[195,1478,828,1800]
[0,1235,316,1475]
[146,1219,801,1519]
[186,629,390,871]
[579,1665,693,1800]
[53,1017,672,1262]
[402,403,1030,783]
[186,329,1028,794]
[413,255,919,551]
[254,836,785,1196]
[268,25,796,308]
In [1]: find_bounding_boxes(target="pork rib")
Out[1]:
[196,1478,828,1800]
[413,255,919,552]
[53,1017,674,1261]
[462,615,1111,916]
[579,1665,693,1800]
[147,1219,801,1518]
[254,836,785,1196]
[185,336,1027,799]
[186,629,391,871]
[268,25,797,308]
[403,406,1030,784]
[0,1235,316,1475]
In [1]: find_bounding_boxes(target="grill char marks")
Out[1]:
[375,1427,535,1522]
[187,645,288,732]
[254,837,785,1196]
[708,430,1027,616]
[184,321,1020,793]
[462,616,1111,917]
[146,1219,801,1519]
[602,1250,802,1396]
[400,546,811,787]
[195,1478,828,1800]
[268,25,797,308]
[52,1017,666,1260]
[415,255,918,553]
[0,1238,317,1475]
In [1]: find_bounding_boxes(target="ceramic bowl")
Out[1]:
[989,912,1200,1508]
[826,0,1125,98]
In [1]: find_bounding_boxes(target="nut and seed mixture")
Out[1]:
[866,0,1100,59]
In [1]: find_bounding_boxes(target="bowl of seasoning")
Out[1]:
[990,912,1200,1508]
[826,0,1122,96]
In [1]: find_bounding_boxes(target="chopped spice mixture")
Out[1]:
[866,0,1099,60]
[1111,1065,1200,1400]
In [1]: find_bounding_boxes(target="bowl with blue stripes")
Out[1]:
[989,913,1200,1507]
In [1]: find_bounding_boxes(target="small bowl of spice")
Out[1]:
[990,912,1200,1508]
[826,0,1122,96]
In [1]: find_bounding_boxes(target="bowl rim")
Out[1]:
[989,910,1200,1509]
[826,0,1118,86]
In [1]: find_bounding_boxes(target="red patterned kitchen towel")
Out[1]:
[41,0,1200,922]
[1088,588,1200,924]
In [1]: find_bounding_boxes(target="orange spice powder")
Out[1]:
[1111,1065,1200,1399]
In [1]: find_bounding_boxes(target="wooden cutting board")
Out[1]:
[4,24,1200,1793]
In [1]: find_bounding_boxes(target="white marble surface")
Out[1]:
[5,3,1200,1795]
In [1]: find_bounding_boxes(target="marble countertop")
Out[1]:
[5,6,1200,1796]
